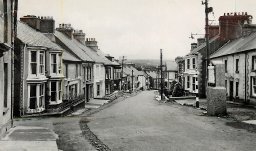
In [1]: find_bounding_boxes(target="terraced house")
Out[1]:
[14,20,64,116]
[0,0,17,137]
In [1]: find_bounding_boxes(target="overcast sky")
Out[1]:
[19,0,256,60]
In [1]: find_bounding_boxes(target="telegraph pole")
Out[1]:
[160,49,163,100]
[131,70,134,92]
[202,0,212,88]
[121,56,124,90]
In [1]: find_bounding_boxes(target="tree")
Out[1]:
[172,82,185,97]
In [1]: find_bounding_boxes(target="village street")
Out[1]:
[86,90,256,151]
[12,90,256,151]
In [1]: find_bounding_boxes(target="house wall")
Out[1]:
[138,75,146,90]
[0,0,15,138]
[93,63,105,98]
[184,55,199,95]
[210,51,256,104]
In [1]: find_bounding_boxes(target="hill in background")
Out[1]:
[127,59,177,71]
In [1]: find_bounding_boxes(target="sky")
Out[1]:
[18,0,256,60]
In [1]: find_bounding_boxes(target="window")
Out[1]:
[29,84,37,109]
[39,84,44,108]
[235,59,239,73]
[252,77,256,97]
[51,54,57,73]
[192,58,196,69]
[97,84,100,96]
[3,0,7,42]
[51,81,57,101]
[192,77,196,91]
[225,80,227,88]
[224,60,228,73]
[65,64,68,78]
[106,84,110,94]
[4,63,8,108]
[31,51,37,74]
[83,66,86,81]
[187,76,190,88]
[236,82,239,97]
[87,67,91,80]
[58,54,62,74]
[58,82,62,100]
[187,59,190,69]
[252,56,256,71]
[39,51,44,74]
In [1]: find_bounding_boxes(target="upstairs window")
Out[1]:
[51,54,57,74]
[192,58,196,69]
[252,77,256,97]
[235,59,239,73]
[39,51,44,74]
[30,51,37,75]
[225,60,228,73]
[4,63,8,108]
[187,59,190,69]
[58,54,62,74]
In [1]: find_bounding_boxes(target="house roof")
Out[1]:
[62,49,81,62]
[17,21,62,50]
[165,61,178,71]
[54,31,93,62]
[123,65,144,77]
[146,71,157,78]
[187,35,220,56]
[74,39,117,65]
[210,32,256,59]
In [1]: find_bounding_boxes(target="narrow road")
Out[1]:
[87,90,256,151]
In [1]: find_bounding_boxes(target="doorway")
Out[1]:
[229,81,234,101]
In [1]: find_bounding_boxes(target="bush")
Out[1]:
[172,82,185,97]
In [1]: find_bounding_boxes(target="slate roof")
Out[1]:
[123,65,144,76]
[54,31,93,62]
[210,32,256,58]
[187,35,220,56]
[62,49,81,62]
[74,40,115,65]
[17,21,62,50]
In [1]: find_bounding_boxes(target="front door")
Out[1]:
[229,81,234,101]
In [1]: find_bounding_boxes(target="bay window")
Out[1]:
[51,54,57,73]
[29,50,45,76]
[51,81,57,101]
[28,83,45,111]
[39,51,44,74]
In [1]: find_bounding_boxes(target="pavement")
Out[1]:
[0,126,59,151]
[87,90,256,151]
[84,98,110,109]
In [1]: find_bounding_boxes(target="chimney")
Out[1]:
[191,43,197,51]
[197,38,205,46]
[20,15,55,33]
[56,23,74,39]
[208,25,219,39]
[85,38,98,50]
[219,12,253,41]
[39,16,55,33]
[73,30,85,45]
[20,15,40,31]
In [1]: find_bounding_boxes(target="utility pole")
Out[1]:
[120,56,125,90]
[202,0,212,88]
[160,49,163,100]
[131,70,134,92]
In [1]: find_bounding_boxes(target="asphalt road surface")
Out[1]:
[87,90,256,151]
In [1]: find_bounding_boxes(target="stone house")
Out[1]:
[175,57,185,88]
[0,0,17,137]
[210,32,256,104]
[14,21,64,116]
